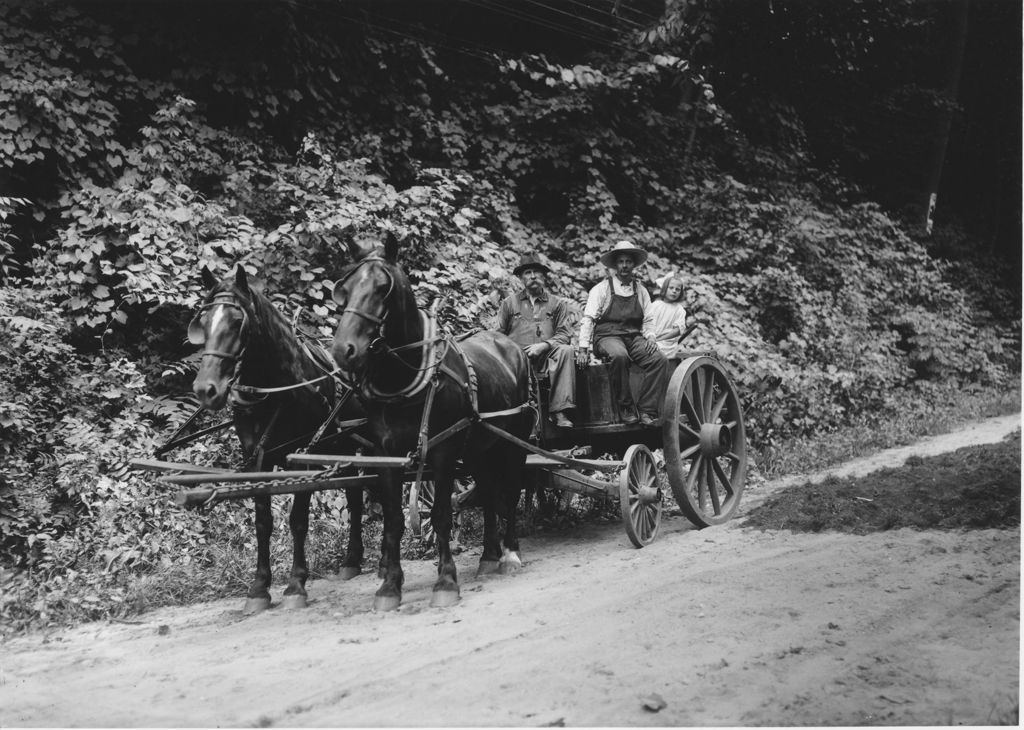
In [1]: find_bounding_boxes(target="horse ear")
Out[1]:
[384,230,399,262]
[347,239,366,262]
[201,265,217,289]
[234,265,250,293]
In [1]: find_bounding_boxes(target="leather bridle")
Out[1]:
[188,293,250,365]
[332,255,395,356]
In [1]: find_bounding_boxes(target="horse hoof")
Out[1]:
[243,596,271,614]
[373,595,401,612]
[430,589,460,608]
[281,594,307,609]
[499,553,523,575]
[476,560,500,576]
[338,566,361,580]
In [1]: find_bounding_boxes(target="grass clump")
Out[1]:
[752,381,1020,481]
[744,430,1020,534]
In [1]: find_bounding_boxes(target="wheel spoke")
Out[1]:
[694,457,708,512]
[639,458,653,488]
[711,457,735,499]
[680,443,700,460]
[702,367,715,421]
[690,369,706,422]
[643,507,655,535]
[679,395,701,431]
[706,459,722,514]
[686,453,704,496]
[710,390,729,422]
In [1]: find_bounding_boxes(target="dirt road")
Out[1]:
[2,415,1019,727]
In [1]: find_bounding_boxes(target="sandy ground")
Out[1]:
[1,414,1019,727]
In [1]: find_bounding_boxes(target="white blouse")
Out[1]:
[649,300,687,358]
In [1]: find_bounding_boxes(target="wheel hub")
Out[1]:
[637,485,662,505]
[699,422,733,457]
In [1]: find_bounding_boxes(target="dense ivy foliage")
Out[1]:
[0,0,1018,633]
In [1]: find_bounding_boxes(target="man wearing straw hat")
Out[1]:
[494,253,577,428]
[576,240,669,427]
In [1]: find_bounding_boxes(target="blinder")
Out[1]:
[331,256,395,332]
[331,279,348,307]
[188,296,250,360]
[187,314,206,345]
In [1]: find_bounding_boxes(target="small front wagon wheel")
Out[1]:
[406,479,474,547]
[662,356,747,527]
[618,444,662,548]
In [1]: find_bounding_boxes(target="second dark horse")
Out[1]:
[331,235,532,610]
[190,265,368,613]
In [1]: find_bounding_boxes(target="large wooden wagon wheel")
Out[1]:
[618,444,662,547]
[662,356,747,527]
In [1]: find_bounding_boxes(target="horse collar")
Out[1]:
[360,310,439,402]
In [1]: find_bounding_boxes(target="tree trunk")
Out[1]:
[921,0,970,235]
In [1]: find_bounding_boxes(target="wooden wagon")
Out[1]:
[136,344,747,548]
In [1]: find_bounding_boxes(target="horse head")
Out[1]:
[190,265,254,410]
[331,232,415,378]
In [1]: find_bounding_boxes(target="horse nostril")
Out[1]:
[195,382,218,402]
[346,343,355,359]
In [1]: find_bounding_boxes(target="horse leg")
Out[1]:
[429,457,460,607]
[282,492,311,609]
[373,469,404,611]
[374,487,388,579]
[338,484,364,580]
[473,463,502,577]
[245,495,273,613]
[497,446,526,575]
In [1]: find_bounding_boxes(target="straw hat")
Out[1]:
[600,240,648,268]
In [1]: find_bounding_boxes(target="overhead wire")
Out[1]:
[285,0,681,77]
[522,0,645,34]
[462,0,641,56]
[285,0,498,64]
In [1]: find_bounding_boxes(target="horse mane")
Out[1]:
[212,276,323,389]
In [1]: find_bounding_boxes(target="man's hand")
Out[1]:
[523,342,550,359]
[575,347,590,368]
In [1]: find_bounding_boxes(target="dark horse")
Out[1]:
[190,265,369,613]
[331,235,532,610]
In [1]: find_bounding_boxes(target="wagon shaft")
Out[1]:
[175,474,378,508]
[158,469,342,486]
[130,458,232,475]
[287,453,412,469]
[543,468,614,497]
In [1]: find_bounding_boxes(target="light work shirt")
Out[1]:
[578,278,655,349]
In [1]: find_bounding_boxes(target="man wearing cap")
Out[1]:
[494,254,577,428]
[576,240,669,427]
